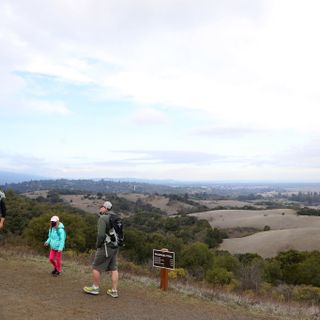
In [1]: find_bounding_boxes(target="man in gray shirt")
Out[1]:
[83,201,119,297]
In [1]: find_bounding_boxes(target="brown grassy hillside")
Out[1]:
[192,209,320,257]
[220,227,320,257]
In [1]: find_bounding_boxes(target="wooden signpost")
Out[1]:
[153,248,175,291]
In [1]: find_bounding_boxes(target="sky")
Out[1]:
[1,0,320,182]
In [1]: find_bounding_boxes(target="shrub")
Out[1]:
[206,267,233,286]
[24,212,95,252]
[168,268,188,280]
[263,259,282,285]
[213,253,240,272]
[292,285,320,303]
[180,242,213,279]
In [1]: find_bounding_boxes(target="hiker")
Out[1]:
[44,215,66,276]
[83,201,121,297]
[0,190,6,230]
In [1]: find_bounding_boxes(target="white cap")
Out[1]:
[103,201,112,209]
[50,215,59,222]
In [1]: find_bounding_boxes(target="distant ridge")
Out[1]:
[0,171,48,184]
[2,169,320,190]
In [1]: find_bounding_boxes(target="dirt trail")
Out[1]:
[0,250,292,320]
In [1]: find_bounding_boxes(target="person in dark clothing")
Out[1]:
[0,191,6,230]
[83,201,119,297]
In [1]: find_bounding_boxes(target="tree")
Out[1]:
[263,259,282,285]
[205,228,227,248]
[275,250,306,284]
[295,252,320,286]
[180,242,213,279]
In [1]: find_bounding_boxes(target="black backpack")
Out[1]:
[106,213,124,247]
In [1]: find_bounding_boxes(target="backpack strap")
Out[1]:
[106,213,113,234]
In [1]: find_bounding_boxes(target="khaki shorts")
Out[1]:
[92,246,118,272]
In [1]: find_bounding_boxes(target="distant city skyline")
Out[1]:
[2,1,320,182]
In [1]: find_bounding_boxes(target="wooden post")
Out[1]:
[160,268,169,290]
[160,248,169,290]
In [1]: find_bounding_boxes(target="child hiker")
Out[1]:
[44,216,66,276]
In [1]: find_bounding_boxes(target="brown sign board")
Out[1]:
[153,249,175,270]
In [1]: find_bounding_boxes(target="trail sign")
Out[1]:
[153,249,175,270]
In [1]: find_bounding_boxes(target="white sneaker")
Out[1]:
[107,289,118,298]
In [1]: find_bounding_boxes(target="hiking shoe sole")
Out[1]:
[83,287,100,295]
[107,289,118,298]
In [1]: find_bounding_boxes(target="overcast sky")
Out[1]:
[1,0,320,182]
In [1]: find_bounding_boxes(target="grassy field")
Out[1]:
[60,194,101,213]
[23,192,196,215]
[195,199,264,209]
[191,209,300,229]
[220,227,320,257]
[192,209,320,257]
[119,193,195,215]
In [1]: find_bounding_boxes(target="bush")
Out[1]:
[168,268,188,280]
[180,242,213,279]
[292,285,320,303]
[206,267,233,286]
[24,212,96,252]
[263,259,282,285]
[213,253,240,272]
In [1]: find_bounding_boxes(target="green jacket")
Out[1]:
[46,223,66,251]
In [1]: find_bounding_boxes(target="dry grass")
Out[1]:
[220,227,320,258]
[23,191,196,215]
[195,199,264,209]
[60,194,101,213]
[171,282,320,320]
[192,208,320,257]
[191,209,304,230]
[119,193,195,215]
[1,245,319,320]
[22,190,49,199]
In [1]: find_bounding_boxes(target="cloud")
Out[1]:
[2,1,320,181]
[0,151,48,173]
[131,108,169,125]
[193,125,265,138]
[103,150,229,165]
[2,0,317,133]
[25,100,72,115]
[274,141,320,169]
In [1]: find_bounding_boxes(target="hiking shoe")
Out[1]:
[83,286,100,295]
[51,269,58,275]
[53,271,60,277]
[107,289,118,298]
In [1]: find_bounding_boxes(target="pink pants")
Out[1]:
[49,249,62,272]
